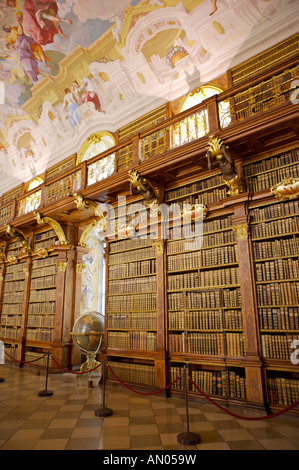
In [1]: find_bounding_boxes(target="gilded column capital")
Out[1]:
[232,223,249,240]
[57,261,67,272]
[152,239,164,255]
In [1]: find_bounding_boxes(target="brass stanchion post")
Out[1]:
[177,332,201,445]
[95,360,113,417]
[38,351,53,397]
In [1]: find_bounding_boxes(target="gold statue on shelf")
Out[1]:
[6,224,31,255]
[206,135,243,197]
[129,170,160,208]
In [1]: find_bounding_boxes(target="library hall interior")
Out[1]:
[0,0,299,453]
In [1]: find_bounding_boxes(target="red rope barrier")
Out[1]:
[4,350,48,364]
[107,363,180,395]
[51,356,102,375]
[189,377,299,420]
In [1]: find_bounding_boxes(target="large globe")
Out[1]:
[72,311,105,372]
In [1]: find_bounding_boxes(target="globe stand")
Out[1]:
[38,351,53,397]
[95,360,113,417]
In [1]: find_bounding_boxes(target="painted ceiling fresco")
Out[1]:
[0,0,298,194]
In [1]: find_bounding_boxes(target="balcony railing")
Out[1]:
[0,57,298,227]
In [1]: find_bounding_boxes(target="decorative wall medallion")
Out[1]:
[271,177,299,201]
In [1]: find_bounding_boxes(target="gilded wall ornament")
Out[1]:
[232,223,249,240]
[73,193,107,231]
[7,255,18,264]
[270,177,299,201]
[181,203,207,221]
[6,225,31,254]
[35,247,49,258]
[34,213,68,245]
[76,263,85,274]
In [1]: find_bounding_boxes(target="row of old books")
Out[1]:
[109,275,156,294]
[31,264,57,279]
[31,275,57,290]
[34,237,57,251]
[1,302,23,314]
[168,187,227,207]
[28,301,55,314]
[108,259,156,279]
[167,231,235,255]
[29,288,56,303]
[4,263,26,281]
[169,332,245,356]
[3,291,24,303]
[253,238,298,259]
[108,361,155,387]
[0,314,22,326]
[201,244,238,266]
[251,217,298,239]
[167,244,238,272]
[267,376,299,405]
[190,369,246,399]
[245,163,299,193]
[169,332,226,355]
[3,279,25,292]
[168,272,200,290]
[250,200,299,222]
[27,314,55,328]
[109,237,152,253]
[32,256,58,269]
[168,215,233,239]
[24,351,49,367]
[108,293,156,312]
[26,327,53,342]
[261,334,299,359]
[168,309,244,330]
[259,307,299,330]
[108,331,157,351]
[199,267,240,288]
[244,147,299,177]
[255,258,299,282]
[185,289,242,310]
[0,325,20,339]
[165,173,224,202]
[108,312,157,330]
[34,229,56,242]
[109,246,155,265]
[256,282,299,306]
[169,310,223,330]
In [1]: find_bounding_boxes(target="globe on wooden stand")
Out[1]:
[71,311,112,417]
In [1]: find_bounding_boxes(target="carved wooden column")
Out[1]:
[51,246,74,371]
[152,239,167,389]
[18,257,32,364]
[232,204,265,407]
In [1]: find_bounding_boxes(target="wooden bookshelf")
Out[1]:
[0,262,25,341]
[249,196,299,407]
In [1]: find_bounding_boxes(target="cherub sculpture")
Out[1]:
[206,135,243,197]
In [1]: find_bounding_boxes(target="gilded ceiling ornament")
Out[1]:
[232,223,249,240]
[34,213,68,245]
[270,177,299,201]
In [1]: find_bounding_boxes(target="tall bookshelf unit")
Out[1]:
[0,225,78,370]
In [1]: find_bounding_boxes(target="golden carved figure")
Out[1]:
[129,170,160,208]
[206,135,243,197]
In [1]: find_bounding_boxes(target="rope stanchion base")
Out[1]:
[177,431,201,446]
[38,389,53,397]
[94,407,113,417]
[0,377,4,383]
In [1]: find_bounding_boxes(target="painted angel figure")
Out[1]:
[71,79,102,112]
[22,0,72,46]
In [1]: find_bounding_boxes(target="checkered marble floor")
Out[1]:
[0,365,298,451]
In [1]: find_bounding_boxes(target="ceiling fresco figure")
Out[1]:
[72,79,102,113]
[63,86,81,132]
[3,13,51,81]
[22,0,72,45]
